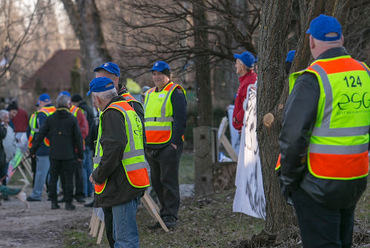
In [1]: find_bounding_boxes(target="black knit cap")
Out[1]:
[161,69,171,79]
[6,101,18,111]
[71,94,83,103]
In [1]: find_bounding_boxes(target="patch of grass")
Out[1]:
[63,220,108,248]
[59,157,369,247]
[179,151,194,184]
[137,189,265,248]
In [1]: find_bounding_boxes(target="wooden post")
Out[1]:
[96,221,105,244]
[218,117,238,161]
[142,192,169,232]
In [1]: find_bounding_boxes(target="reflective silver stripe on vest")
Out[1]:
[311,64,333,130]
[94,149,144,165]
[358,61,370,78]
[312,126,369,137]
[145,126,171,131]
[93,156,101,164]
[145,117,174,122]
[124,149,144,159]
[144,88,155,110]
[109,103,136,155]
[309,143,369,155]
[161,83,177,118]
[31,127,39,132]
[125,161,148,172]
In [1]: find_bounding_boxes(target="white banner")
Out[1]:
[233,85,266,219]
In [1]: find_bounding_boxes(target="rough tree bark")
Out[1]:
[257,0,296,233]
[61,0,111,92]
[193,0,214,196]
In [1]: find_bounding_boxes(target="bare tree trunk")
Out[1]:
[257,0,296,233]
[193,1,212,127]
[61,0,111,89]
[193,0,213,195]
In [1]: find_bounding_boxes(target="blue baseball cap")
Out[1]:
[286,50,296,62]
[306,14,342,41]
[94,62,120,77]
[233,51,256,68]
[87,77,115,96]
[37,93,51,106]
[59,91,71,97]
[150,61,170,72]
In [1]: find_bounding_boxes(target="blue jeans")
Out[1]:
[30,156,50,200]
[112,197,141,248]
[82,147,93,197]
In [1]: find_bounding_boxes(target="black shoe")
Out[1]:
[75,196,85,203]
[148,222,161,230]
[27,196,41,202]
[58,197,65,203]
[163,216,177,228]
[51,202,60,210]
[84,200,94,207]
[65,202,76,210]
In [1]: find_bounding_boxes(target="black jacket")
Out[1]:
[92,96,145,208]
[78,101,96,149]
[279,47,368,210]
[30,108,83,161]
[0,124,7,171]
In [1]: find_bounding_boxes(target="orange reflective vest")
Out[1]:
[289,56,370,180]
[121,92,141,105]
[144,82,186,144]
[275,154,281,171]
[28,106,56,148]
[93,100,150,194]
[70,105,81,117]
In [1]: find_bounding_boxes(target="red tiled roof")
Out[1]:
[21,49,80,91]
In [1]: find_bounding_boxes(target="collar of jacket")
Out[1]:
[316,46,348,61]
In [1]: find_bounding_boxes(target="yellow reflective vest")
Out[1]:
[144,82,186,144]
[289,55,370,180]
[28,106,56,148]
[93,100,150,194]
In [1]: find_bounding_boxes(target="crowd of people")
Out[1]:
[0,14,368,248]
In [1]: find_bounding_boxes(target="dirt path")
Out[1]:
[0,186,92,248]
[0,184,194,248]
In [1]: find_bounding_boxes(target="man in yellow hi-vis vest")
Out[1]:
[88,77,149,248]
[27,94,56,202]
[93,62,147,247]
[144,61,187,229]
[278,15,369,247]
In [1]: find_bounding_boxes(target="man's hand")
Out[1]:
[89,174,97,185]
[28,151,35,158]
[77,158,83,162]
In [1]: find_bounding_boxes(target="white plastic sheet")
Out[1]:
[233,85,266,219]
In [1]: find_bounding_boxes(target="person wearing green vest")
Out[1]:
[92,62,147,248]
[145,61,187,229]
[26,94,56,202]
[278,15,369,247]
[88,77,149,248]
